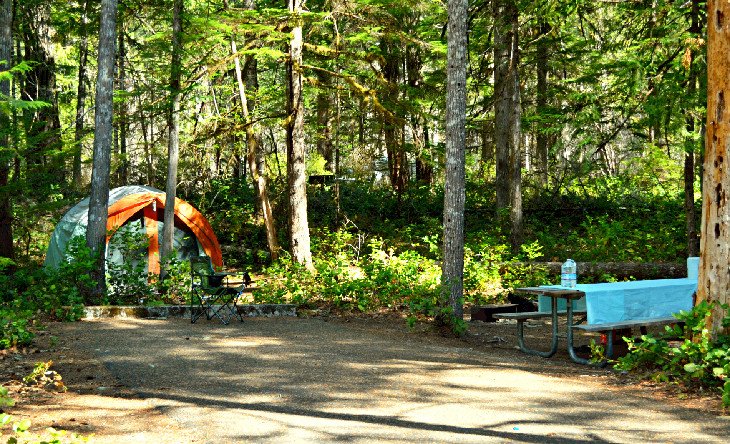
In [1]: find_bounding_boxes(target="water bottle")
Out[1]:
[561,259,577,288]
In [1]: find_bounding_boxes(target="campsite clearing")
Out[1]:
[2,314,727,443]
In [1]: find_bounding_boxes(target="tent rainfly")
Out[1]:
[44,185,223,274]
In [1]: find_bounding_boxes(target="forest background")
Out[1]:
[0,0,709,325]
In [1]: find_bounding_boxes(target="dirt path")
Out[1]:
[2,315,729,443]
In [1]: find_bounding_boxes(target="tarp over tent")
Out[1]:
[44,185,223,274]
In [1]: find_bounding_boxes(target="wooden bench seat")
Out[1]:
[573,316,680,333]
[493,310,586,321]
[573,316,683,362]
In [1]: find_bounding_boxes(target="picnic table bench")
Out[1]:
[573,316,683,360]
[493,307,587,360]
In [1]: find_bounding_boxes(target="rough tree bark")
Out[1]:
[116,21,128,185]
[408,45,432,185]
[86,0,117,301]
[442,0,468,322]
[161,0,183,269]
[697,0,730,337]
[286,0,313,269]
[0,0,13,260]
[535,19,550,188]
[72,0,90,189]
[382,47,408,196]
[493,0,523,251]
[494,0,511,211]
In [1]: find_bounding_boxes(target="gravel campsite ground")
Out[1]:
[2,312,729,443]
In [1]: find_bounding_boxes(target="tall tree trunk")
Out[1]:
[494,0,511,210]
[407,45,432,185]
[535,19,550,188]
[161,0,182,268]
[117,22,128,185]
[334,85,341,220]
[494,0,522,251]
[382,48,407,196]
[286,0,313,269]
[86,0,118,302]
[442,0,468,324]
[139,100,154,186]
[72,0,90,189]
[0,0,13,260]
[416,122,433,185]
[315,71,333,171]
[698,0,730,336]
[232,35,280,261]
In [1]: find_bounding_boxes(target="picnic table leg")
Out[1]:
[566,304,607,367]
[515,297,559,358]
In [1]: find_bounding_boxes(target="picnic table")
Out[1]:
[496,258,699,366]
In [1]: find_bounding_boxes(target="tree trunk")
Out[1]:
[72,0,90,189]
[407,44,431,186]
[139,99,154,187]
[535,20,550,188]
[494,1,510,211]
[494,0,515,210]
[442,0,468,323]
[334,86,341,220]
[416,122,433,185]
[698,0,730,336]
[494,0,523,251]
[86,0,118,302]
[382,48,407,196]
[0,0,13,260]
[160,0,183,268]
[286,0,313,269]
[116,22,128,185]
[315,71,333,171]
[232,35,280,261]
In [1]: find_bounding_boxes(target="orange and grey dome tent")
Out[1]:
[44,185,223,274]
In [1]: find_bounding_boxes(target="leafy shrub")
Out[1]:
[0,308,34,349]
[156,255,192,304]
[105,227,193,305]
[106,227,155,305]
[615,301,730,408]
[463,237,549,304]
[39,236,95,317]
[0,386,13,408]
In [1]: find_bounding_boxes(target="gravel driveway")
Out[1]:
[45,315,730,443]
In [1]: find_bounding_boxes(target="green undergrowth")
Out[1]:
[251,227,550,331]
[0,234,194,351]
[612,301,730,409]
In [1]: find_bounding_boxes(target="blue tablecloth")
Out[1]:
[537,278,697,324]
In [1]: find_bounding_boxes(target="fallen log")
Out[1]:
[505,262,687,281]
